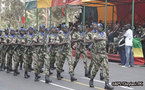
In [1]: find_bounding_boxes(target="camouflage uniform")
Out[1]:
[6,34,17,72]
[90,31,109,81]
[1,34,9,70]
[24,34,37,74]
[13,34,25,75]
[87,31,104,80]
[72,31,88,75]
[0,33,5,70]
[33,32,44,75]
[56,30,77,81]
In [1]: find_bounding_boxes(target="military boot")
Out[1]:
[57,72,62,80]
[89,79,94,88]
[24,71,30,79]
[85,69,88,77]
[70,73,77,82]
[45,75,52,83]
[100,73,104,81]
[104,80,114,90]
[34,73,41,82]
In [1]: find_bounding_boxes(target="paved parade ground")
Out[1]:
[0,59,145,90]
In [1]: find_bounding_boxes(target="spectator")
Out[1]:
[123,24,134,67]
[141,27,145,65]
[118,29,126,65]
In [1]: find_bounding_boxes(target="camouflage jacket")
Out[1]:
[92,31,107,54]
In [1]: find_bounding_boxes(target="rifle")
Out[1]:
[5,37,15,52]
[61,30,73,51]
[48,33,59,51]
[77,31,87,49]
[24,35,35,54]
[0,43,4,51]
[37,32,49,54]
[13,35,23,51]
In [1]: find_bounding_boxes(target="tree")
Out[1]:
[1,0,25,29]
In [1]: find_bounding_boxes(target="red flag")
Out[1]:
[22,16,25,24]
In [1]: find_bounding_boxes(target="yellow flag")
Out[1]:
[37,0,52,8]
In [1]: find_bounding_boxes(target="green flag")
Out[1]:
[25,0,37,10]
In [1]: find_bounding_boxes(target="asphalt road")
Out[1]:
[0,58,145,90]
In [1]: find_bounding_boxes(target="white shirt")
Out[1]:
[124,29,133,46]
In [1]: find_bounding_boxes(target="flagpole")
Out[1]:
[132,0,135,27]
[50,7,52,27]
[83,2,86,33]
[25,9,27,29]
[46,8,48,28]
[36,8,38,29]
[105,0,108,33]
[65,4,67,25]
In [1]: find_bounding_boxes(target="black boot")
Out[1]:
[6,67,10,73]
[57,72,62,80]
[19,63,23,70]
[87,70,91,78]
[0,64,3,71]
[13,70,18,76]
[70,73,77,82]
[104,80,114,90]
[34,73,41,82]
[49,70,53,75]
[100,73,104,81]
[45,75,52,83]
[51,67,56,70]
[85,69,88,77]
[89,79,94,88]
[24,71,30,79]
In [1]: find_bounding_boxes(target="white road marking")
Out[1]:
[81,77,134,90]
[40,80,75,90]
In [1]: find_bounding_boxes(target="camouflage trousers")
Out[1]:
[6,52,13,70]
[90,53,109,81]
[73,49,88,71]
[56,50,74,74]
[13,51,20,70]
[89,52,104,74]
[24,52,33,72]
[0,50,6,68]
[33,52,43,74]
[50,52,57,69]
[44,52,52,76]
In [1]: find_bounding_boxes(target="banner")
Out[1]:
[37,0,52,8]
[133,38,144,57]
[25,0,37,10]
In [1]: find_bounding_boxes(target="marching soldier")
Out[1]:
[87,23,105,81]
[5,29,17,73]
[56,24,77,81]
[72,25,88,77]
[33,25,45,82]
[44,27,60,83]
[24,27,37,79]
[89,23,114,90]
[13,28,25,76]
[0,30,4,71]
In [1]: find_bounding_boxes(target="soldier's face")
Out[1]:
[20,31,25,35]
[5,30,9,34]
[98,26,103,32]
[10,31,15,35]
[93,24,98,29]
[29,29,33,34]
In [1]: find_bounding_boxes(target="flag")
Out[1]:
[22,16,25,24]
[37,0,52,8]
[133,38,144,57]
[25,0,37,10]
